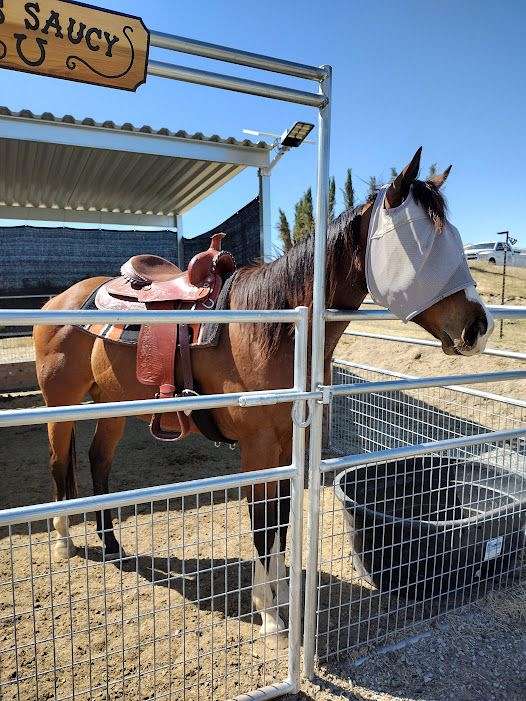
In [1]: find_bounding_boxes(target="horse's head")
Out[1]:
[359,148,493,356]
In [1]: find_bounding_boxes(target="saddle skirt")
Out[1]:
[95,233,236,442]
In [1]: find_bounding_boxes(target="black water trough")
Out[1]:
[335,455,526,601]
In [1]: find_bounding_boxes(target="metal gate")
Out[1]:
[302,344,526,676]
[0,306,308,701]
[311,426,525,666]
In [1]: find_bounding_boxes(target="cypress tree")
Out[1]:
[328,176,336,223]
[277,208,292,252]
[342,168,355,211]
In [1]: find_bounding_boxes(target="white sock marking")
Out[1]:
[253,546,286,637]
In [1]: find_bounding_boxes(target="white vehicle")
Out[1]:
[463,241,520,265]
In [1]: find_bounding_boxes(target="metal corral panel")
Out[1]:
[0,107,271,218]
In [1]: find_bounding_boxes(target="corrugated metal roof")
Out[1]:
[0,107,271,218]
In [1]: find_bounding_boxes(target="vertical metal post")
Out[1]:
[176,214,185,267]
[258,167,272,262]
[287,306,309,692]
[498,230,509,339]
[303,65,332,679]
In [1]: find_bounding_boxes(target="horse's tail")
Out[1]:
[65,427,78,500]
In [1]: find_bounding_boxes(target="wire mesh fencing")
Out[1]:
[0,479,294,701]
[329,360,526,456]
[311,361,526,665]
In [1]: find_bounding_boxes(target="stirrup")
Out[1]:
[149,413,184,441]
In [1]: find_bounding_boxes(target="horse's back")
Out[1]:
[42,277,110,312]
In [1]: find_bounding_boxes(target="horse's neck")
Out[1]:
[320,250,368,365]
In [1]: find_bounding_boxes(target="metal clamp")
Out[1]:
[291,399,312,429]
[318,384,332,405]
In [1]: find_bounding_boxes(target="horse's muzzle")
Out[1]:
[445,310,494,356]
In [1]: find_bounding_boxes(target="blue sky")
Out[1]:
[1,0,525,249]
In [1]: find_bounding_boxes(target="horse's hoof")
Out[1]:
[261,629,289,649]
[52,540,77,561]
[103,548,125,562]
[259,615,288,647]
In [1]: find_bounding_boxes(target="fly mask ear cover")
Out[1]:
[365,184,475,322]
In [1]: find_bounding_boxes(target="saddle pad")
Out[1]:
[80,284,140,345]
[78,273,237,347]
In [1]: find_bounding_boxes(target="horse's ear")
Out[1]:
[386,147,422,207]
[428,164,452,190]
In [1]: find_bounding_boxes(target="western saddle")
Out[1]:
[96,233,236,441]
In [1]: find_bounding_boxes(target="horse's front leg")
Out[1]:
[240,434,289,643]
[270,478,291,609]
[89,417,126,559]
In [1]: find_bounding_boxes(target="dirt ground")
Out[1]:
[0,394,524,701]
[285,583,526,701]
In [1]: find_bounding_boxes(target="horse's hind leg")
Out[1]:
[35,319,96,560]
[89,416,126,559]
[47,421,79,560]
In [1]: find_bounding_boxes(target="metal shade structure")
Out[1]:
[0,106,272,234]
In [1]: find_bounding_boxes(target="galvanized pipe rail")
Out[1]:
[326,305,526,322]
[0,308,300,326]
[303,64,333,676]
[147,29,326,109]
[150,31,326,81]
[0,465,295,527]
[148,61,326,107]
[342,330,526,362]
[321,426,526,474]
[0,388,316,428]
[333,359,526,408]
[326,369,526,400]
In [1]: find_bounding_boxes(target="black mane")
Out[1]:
[231,207,361,356]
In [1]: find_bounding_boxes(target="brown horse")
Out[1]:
[34,149,493,639]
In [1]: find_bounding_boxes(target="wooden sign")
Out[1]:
[0,1,150,91]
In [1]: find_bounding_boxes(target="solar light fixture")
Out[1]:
[280,121,315,147]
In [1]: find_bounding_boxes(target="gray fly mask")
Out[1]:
[365,184,475,321]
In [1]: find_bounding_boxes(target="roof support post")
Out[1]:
[258,167,272,262]
[176,214,185,267]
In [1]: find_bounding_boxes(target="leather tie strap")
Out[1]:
[178,323,194,392]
